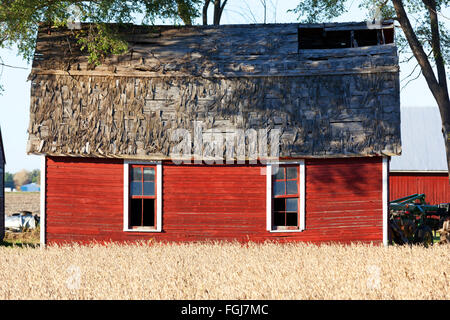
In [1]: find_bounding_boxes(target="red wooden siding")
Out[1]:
[304,158,383,243]
[45,156,384,244]
[390,172,450,205]
[45,157,124,243]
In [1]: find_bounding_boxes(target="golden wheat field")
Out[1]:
[0,241,449,300]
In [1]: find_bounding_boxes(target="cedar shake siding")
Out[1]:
[27,23,400,159]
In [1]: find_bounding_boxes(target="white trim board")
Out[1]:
[382,156,389,246]
[266,160,305,233]
[40,155,46,247]
[123,160,162,233]
[390,170,448,174]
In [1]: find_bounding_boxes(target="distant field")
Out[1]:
[4,192,40,216]
[0,242,449,300]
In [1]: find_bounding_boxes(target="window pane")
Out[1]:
[132,167,142,181]
[286,212,298,226]
[143,182,155,196]
[273,212,286,226]
[274,167,285,180]
[130,181,142,196]
[274,198,285,212]
[286,198,298,212]
[287,167,297,180]
[143,167,155,182]
[130,198,142,227]
[286,180,298,195]
[273,181,285,196]
[142,199,155,227]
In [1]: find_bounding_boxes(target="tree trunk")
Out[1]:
[203,0,210,25]
[436,94,450,181]
[213,0,227,25]
[391,0,450,181]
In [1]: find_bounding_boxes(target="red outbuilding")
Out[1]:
[27,22,401,245]
[389,107,449,205]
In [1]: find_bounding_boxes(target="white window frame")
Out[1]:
[266,160,305,232]
[40,155,46,246]
[123,160,162,232]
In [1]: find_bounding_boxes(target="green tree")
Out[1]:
[292,0,450,180]
[4,172,14,189]
[30,169,40,185]
[0,0,235,85]
[0,0,203,65]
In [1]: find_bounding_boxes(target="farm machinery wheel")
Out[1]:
[414,226,434,247]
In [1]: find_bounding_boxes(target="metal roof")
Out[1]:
[390,106,448,172]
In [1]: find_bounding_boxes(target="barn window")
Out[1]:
[123,161,162,232]
[129,165,156,229]
[273,166,299,229]
[266,161,305,232]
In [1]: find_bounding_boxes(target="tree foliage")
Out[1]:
[290,0,348,23]
[13,169,31,189]
[4,172,14,188]
[30,169,40,185]
[0,0,203,64]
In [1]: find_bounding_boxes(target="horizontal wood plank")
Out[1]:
[45,156,383,244]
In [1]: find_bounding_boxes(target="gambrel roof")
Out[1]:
[27,22,401,160]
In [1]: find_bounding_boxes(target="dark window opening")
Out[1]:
[298,27,394,50]
[142,199,155,226]
[130,198,143,227]
[129,165,156,229]
[272,166,299,230]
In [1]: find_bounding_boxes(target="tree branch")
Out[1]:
[422,0,448,91]
[391,0,441,99]
[213,0,227,25]
[0,62,28,70]
[401,68,422,91]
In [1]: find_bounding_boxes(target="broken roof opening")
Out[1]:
[298,24,394,50]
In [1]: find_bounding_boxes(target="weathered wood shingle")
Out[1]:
[27,22,401,159]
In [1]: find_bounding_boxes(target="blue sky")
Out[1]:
[0,0,448,173]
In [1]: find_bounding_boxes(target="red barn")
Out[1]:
[27,22,400,246]
[390,107,449,204]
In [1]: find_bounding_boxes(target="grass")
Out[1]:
[1,227,40,248]
[0,240,449,300]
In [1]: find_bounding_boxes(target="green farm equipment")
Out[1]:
[389,194,450,246]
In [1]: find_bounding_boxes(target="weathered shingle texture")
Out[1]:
[27,23,401,159]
